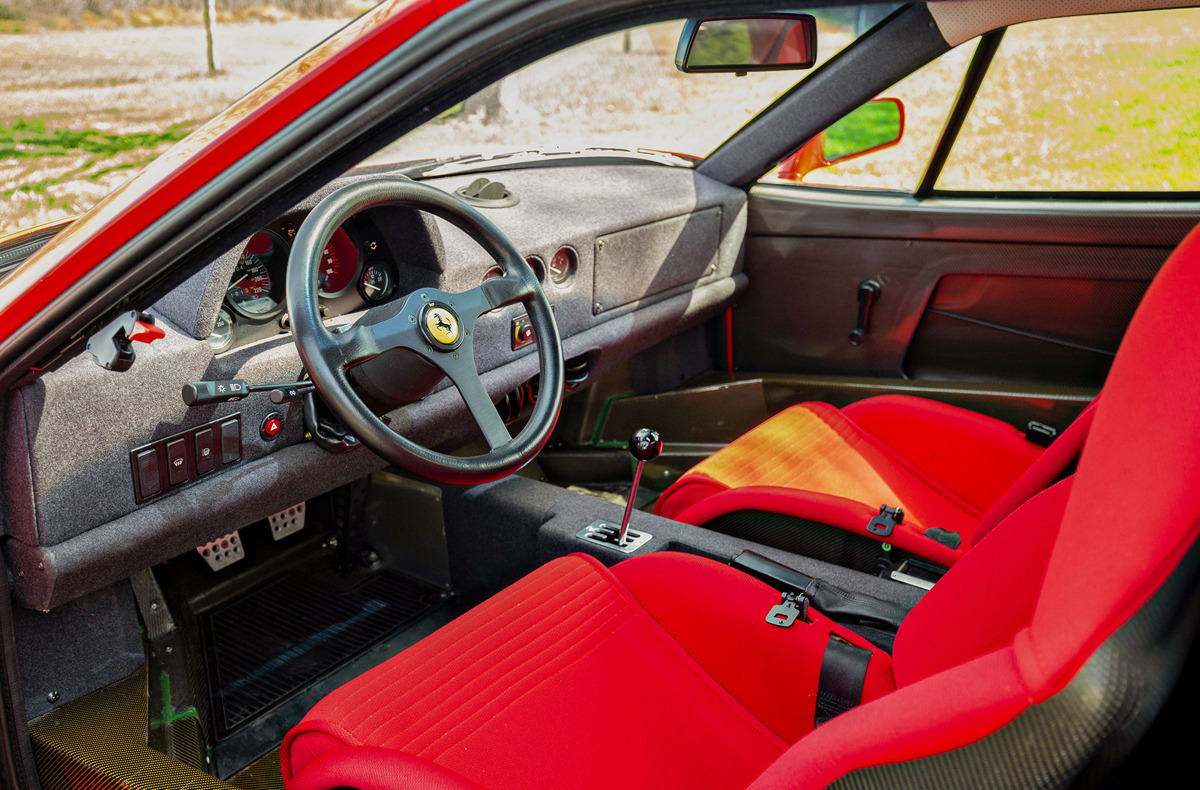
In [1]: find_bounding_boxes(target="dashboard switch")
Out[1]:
[220,418,241,464]
[135,449,161,498]
[166,439,188,486]
[512,314,536,350]
[194,428,216,475]
[261,413,283,441]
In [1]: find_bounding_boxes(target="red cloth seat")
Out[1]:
[655,394,1096,565]
[283,552,893,790]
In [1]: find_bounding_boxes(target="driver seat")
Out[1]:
[281,226,1200,789]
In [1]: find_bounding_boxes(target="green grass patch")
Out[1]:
[1,117,194,208]
[0,118,192,160]
[1016,40,1200,190]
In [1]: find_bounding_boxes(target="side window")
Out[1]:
[937,8,1200,192]
[760,41,978,191]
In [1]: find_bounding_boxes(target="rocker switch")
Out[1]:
[220,418,241,464]
[166,439,188,486]
[194,428,216,475]
[135,449,161,498]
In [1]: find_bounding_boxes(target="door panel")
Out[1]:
[734,187,1197,392]
[904,275,1147,386]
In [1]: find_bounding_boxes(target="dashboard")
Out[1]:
[2,163,749,612]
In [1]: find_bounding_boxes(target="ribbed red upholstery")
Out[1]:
[285,553,843,790]
[655,394,1088,564]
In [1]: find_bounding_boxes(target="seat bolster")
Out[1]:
[842,395,1043,514]
[747,647,1030,790]
[614,552,895,744]
[654,473,729,521]
[672,486,963,567]
[286,746,486,790]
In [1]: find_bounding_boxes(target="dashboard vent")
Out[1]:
[456,177,519,208]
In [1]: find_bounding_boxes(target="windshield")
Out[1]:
[369,9,890,168]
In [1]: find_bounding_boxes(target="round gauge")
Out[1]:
[359,261,394,304]
[228,231,286,318]
[207,307,236,354]
[318,227,360,297]
[481,265,505,283]
[525,256,545,282]
[548,247,576,284]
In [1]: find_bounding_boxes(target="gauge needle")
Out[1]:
[230,273,249,287]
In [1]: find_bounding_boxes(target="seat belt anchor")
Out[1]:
[766,591,809,628]
[867,505,904,538]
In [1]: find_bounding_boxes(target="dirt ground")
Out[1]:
[0,19,349,231]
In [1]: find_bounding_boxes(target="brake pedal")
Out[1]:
[268,502,307,541]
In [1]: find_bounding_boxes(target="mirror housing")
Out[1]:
[777,97,905,182]
[675,14,818,73]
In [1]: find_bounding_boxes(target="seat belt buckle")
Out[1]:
[867,505,904,538]
[1025,420,1057,447]
[766,591,809,628]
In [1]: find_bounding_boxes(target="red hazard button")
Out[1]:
[260,412,284,441]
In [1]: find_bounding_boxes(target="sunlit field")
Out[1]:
[1,7,1197,235]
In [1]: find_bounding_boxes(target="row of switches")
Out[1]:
[132,415,241,503]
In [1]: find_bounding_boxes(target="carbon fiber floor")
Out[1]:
[199,569,441,737]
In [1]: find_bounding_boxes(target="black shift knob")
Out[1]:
[629,428,662,462]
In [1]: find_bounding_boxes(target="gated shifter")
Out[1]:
[576,428,661,553]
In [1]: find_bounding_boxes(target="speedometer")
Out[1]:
[318,227,360,297]
[228,231,286,318]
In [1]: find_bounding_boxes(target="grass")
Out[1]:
[1,117,193,211]
[932,9,1200,192]
[1,118,191,160]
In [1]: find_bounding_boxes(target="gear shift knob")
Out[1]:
[618,428,660,547]
[629,428,662,463]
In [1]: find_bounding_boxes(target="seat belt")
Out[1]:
[814,636,872,726]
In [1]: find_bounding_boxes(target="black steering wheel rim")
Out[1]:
[286,177,565,484]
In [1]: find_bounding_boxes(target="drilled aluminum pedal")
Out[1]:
[576,519,652,554]
[197,531,244,571]
[268,502,306,541]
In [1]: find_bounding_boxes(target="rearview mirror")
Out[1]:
[776,98,905,181]
[675,15,818,73]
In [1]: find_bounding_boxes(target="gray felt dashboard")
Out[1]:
[1,163,746,611]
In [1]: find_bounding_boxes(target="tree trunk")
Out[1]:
[204,0,220,74]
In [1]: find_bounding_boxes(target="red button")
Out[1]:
[260,413,283,440]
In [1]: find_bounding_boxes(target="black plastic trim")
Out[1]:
[0,572,39,790]
[914,27,1005,198]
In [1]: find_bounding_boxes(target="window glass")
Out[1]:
[370,9,894,167]
[937,8,1200,192]
[760,40,977,191]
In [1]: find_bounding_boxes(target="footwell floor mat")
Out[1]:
[200,570,441,736]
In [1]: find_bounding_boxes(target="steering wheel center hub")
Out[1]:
[419,300,463,350]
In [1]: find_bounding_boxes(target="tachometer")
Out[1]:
[318,227,360,297]
[228,231,286,318]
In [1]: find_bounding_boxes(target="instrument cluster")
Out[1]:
[208,214,397,354]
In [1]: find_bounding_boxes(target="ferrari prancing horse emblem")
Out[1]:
[419,301,463,350]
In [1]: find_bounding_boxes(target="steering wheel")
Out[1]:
[286,177,564,484]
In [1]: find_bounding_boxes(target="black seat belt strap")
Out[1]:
[814,636,872,726]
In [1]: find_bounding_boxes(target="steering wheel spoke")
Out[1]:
[456,273,535,319]
[440,350,512,450]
